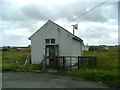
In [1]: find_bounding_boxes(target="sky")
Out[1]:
[0,0,119,47]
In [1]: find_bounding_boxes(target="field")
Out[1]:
[83,50,118,70]
[73,49,119,87]
[2,48,30,65]
[2,48,42,72]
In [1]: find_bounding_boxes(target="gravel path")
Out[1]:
[2,72,111,88]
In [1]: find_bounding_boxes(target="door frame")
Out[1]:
[45,45,59,68]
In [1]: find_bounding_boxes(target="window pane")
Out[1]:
[51,39,55,44]
[45,39,50,44]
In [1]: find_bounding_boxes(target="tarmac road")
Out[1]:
[2,72,111,88]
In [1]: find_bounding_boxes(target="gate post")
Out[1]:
[63,56,66,71]
[78,56,80,69]
[56,56,60,71]
[43,55,46,70]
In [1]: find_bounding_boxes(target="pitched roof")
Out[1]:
[28,20,83,42]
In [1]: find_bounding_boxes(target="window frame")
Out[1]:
[45,39,50,44]
[45,38,55,44]
[51,38,55,44]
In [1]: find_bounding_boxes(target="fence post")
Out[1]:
[78,56,80,69]
[70,57,72,70]
[95,57,97,68]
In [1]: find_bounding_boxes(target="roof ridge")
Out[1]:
[48,20,83,42]
[29,20,83,42]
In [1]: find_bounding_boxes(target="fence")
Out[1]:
[45,56,97,71]
[78,56,97,69]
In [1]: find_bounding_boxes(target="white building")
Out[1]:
[29,20,83,67]
[82,45,89,51]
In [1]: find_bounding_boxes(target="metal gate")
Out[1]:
[44,56,97,71]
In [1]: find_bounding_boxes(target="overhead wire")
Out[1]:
[63,0,109,26]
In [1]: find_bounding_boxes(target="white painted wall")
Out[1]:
[59,28,73,56]
[31,21,59,64]
[30,20,83,64]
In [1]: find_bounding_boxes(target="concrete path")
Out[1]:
[2,72,111,88]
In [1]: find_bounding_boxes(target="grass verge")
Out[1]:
[73,49,119,87]
[2,64,43,72]
[72,69,119,87]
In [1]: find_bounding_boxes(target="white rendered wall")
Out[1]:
[30,21,83,64]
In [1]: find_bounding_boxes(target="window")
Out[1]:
[45,38,55,44]
[45,39,50,44]
[51,39,55,44]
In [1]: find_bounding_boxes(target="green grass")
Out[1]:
[83,50,118,70]
[2,48,43,72]
[73,69,119,86]
[2,64,43,72]
[73,49,119,87]
[2,49,30,65]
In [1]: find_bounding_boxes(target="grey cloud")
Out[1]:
[0,2,29,22]
[20,2,116,23]
[78,26,111,39]
[0,1,118,46]
[77,22,117,45]
[1,2,117,23]
[22,4,49,21]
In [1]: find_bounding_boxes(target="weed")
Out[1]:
[73,50,119,86]
[2,48,43,72]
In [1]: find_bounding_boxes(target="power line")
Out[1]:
[63,0,109,26]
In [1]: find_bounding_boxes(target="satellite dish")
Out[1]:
[74,24,78,29]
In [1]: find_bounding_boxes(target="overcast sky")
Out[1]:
[0,0,119,46]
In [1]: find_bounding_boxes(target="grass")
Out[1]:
[83,49,118,70]
[2,64,43,72]
[2,49,30,65]
[73,69,119,86]
[2,48,43,72]
[73,49,119,87]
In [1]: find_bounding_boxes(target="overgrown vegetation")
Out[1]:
[2,48,43,72]
[2,64,43,72]
[73,49,119,87]
[73,69,119,86]
[2,47,119,87]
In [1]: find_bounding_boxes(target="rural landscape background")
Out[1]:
[1,0,119,89]
[2,46,119,88]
